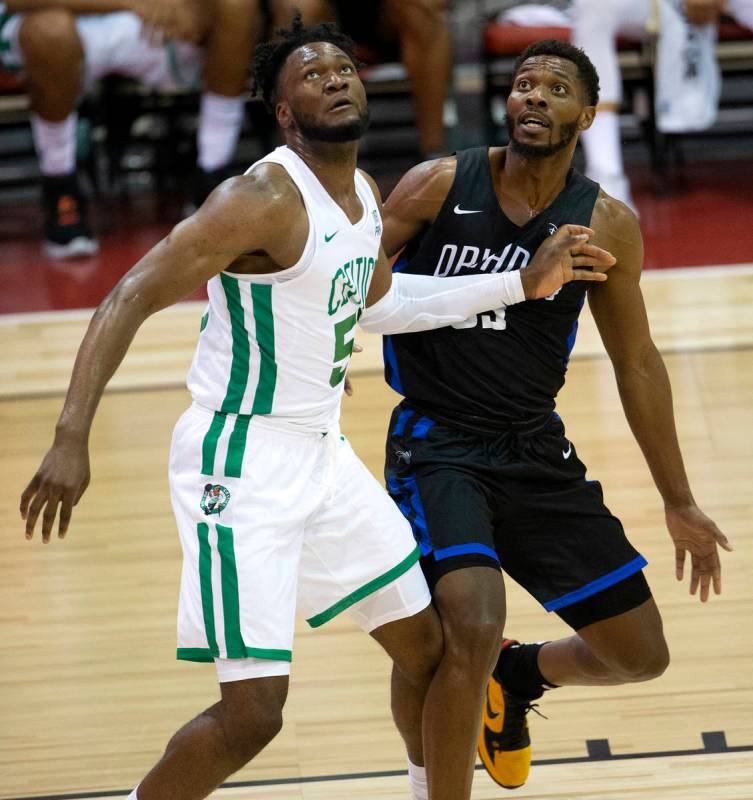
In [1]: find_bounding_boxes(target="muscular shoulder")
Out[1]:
[387,156,457,216]
[208,163,304,222]
[192,163,307,257]
[589,189,644,277]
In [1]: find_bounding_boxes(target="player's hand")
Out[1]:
[666,504,733,601]
[20,438,90,543]
[683,0,724,25]
[521,224,616,300]
[344,343,363,397]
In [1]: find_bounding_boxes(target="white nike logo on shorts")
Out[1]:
[562,443,573,459]
[453,204,483,215]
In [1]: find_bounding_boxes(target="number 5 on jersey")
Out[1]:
[329,311,360,387]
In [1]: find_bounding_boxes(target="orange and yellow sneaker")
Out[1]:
[478,642,535,789]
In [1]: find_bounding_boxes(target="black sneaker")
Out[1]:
[41,173,98,259]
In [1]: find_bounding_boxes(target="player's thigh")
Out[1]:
[297,434,431,634]
[75,12,204,90]
[498,420,650,627]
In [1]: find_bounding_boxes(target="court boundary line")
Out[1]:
[1,263,752,326]
[3,732,752,800]
[2,340,753,403]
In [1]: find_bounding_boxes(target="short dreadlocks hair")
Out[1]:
[252,12,358,112]
[513,40,600,107]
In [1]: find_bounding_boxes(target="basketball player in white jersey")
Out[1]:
[19,15,615,800]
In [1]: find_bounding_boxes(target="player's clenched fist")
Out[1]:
[521,224,616,300]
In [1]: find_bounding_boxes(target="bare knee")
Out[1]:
[604,635,670,682]
[19,9,80,62]
[434,568,506,678]
[214,677,288,768]
[215,698,283,767]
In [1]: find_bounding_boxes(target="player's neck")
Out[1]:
[287,137,359,201]
[498,145,574,216]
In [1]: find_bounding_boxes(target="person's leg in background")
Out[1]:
[571,0,651,211]
[193,0,261,207]
[380,0,451,158]
[17,9,98,257]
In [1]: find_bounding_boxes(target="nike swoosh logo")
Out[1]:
[486,696,500,721]
[453,204,483,215]
[324,230,339,242]
[562,443,572,459]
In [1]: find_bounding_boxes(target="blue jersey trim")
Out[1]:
[392,254,409,273]
[387,474,432,556]
[434,543,500,563]
[412,416,436,440]
[383,335,404,395]
[543,555,648,612]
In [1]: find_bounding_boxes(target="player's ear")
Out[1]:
[578,105,596,132]
[276,100,293,130]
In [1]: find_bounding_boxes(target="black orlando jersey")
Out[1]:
[384,146,600,429]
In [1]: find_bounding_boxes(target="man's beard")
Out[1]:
[505,115,578,158]
[293,106,371,142]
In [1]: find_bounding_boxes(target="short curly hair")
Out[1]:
[252,12,358,112]
[513,40,600,106]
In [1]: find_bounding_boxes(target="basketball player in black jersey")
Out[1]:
[379,40,732,795]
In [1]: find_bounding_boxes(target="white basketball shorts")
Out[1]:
[0,11,203,91]
[169,403,430,679]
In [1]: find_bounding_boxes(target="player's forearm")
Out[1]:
[359,271,524,334]
[613,344,694,508]
[54,279,151,444]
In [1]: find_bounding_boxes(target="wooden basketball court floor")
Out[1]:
[1,264,752,800]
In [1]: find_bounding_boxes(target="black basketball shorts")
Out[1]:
[384,403,651,630]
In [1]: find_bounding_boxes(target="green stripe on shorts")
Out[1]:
[177,647,292,663]
[306,544,421,628]
[201,411,226,476]
[197,523,219,657]
[224,413,250,478]
[216,523,247,658]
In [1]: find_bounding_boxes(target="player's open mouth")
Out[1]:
[519,112,550,131]
[329,98,353,112]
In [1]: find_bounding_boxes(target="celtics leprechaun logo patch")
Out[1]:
[200,483,230,515]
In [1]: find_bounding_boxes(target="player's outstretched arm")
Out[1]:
[360,224,615,335]
[20,170,305,543]
[588,195,733,602]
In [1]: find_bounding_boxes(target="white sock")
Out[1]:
[126,790,138,800]
[197,91,244,172]
[408,759,429,800]
[580,109,625,181]
[31,113,77,176]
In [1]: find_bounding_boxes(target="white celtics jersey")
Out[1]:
[186,145,382,432]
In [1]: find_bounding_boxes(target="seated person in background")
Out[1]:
[0,0,260,258]
[271,0,451,159]
[571,0,753,208]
